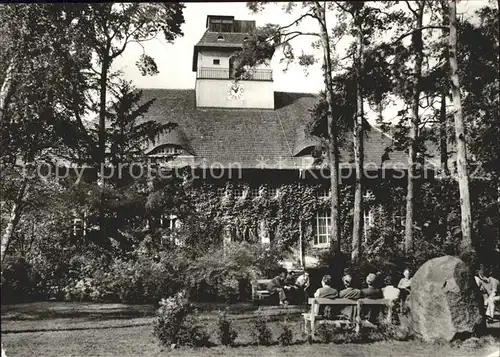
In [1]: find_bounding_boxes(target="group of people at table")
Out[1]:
[267,268,413,306]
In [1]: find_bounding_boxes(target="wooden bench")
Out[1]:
[251,279,273,304]
[302,297,393,338]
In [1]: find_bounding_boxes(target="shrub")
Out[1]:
[186,242,283,303]
[0,255,42,303]
[153,291,192,348]
[251,315,273,346]
[316,322,361,344]
[177,315,211,348]
[378,314,413,341]
[277,318,293,346]
[316,322,334,343]
[216,309,238,346]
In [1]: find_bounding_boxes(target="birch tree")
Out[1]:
[447,0,473,251]
[0,5,89,263]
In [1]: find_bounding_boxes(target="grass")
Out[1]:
[2,302,499,357]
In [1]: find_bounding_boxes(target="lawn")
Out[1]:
[1,302,499,357]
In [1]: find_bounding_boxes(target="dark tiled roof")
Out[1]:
[196,31,250,47]
[139,89,419,170]
[192,31,252,71]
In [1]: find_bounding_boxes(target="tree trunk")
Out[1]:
[98,61,109,176]
[439,89,450,176]
[404,3,424,254]
[448,0,473,252]
[1,177,29,264]
[316,3,341,254]
[352,24,364,263]
[97,59,109,234]
[439,88,450,244]
[0,59,14,122]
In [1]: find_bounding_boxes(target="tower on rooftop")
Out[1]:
[192,15,274,109]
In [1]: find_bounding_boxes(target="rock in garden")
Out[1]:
[409,255,485,342]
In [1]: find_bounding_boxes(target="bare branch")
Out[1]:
[391,26,449,45]
[405,0,419,17]
[282,30,321,38]
[277,12,319,32]
[333,1,354,17]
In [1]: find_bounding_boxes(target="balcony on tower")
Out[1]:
[192,15,275,109]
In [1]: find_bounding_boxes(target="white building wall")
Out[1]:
[196,49,274,109]
[196,79,274,109]
[198,50,232,69]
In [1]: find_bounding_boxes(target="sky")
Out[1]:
[111,0,491,122]
[112,2,325,93]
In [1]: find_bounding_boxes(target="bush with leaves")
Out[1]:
[153,290,210,348]
[216,309,238,346]
[186,242,283,302]
[277,318,293,346]
[0,255,42,303]
[251,315,273,346]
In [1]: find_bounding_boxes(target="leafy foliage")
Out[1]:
[251,315,273,346]
[185,242,283,303]
[216,309,238,346]
[153,290,210,348]
[277,318,294,346]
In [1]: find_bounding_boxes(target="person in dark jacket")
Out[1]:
[314,275,339,299]
[339,274,361,319]
[361,273,383,323]
[267,271,288,305]
[314,275,339,319]
[361,273,383,299]
[339,274,362,299]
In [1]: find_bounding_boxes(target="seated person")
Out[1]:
[295,270,310,303]
[314,274,339,299]
[339,274,361,320]
[398,268,412,303]
[476,268,490,302]
[362,273,383,299]
[480,269,499,322]
[314,275,339,319]
[283,270,298,302]
[361,273,383,323]
[267,271,288,305]
[339,274,362,299]
[382,276,400,301]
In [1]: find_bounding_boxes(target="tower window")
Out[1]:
[213,59,220,65]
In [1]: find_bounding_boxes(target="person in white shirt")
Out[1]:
[382,276,400,301]
[479,269,499,321]
[295,270,310,304]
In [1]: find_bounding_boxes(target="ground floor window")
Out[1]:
[160,214,180,230]
[314,210,331,247]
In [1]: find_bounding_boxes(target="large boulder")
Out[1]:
[409,255,485,342]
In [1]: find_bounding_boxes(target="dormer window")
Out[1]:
[153,146,183,156]
[217,35,225,41]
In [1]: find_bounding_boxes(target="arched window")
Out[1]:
[217,35,224,41]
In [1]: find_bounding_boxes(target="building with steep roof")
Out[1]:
[139,15,437,268]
